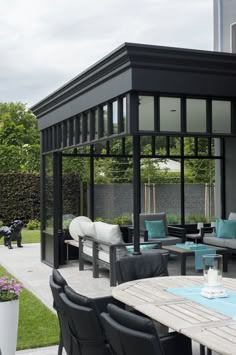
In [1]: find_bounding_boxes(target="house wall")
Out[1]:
[214,0,236,52]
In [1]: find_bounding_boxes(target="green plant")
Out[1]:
[185,214,208,224]
[112,215,132,225]
[167,214,181,225]
[95,217,112,223]
[26,219,40,230]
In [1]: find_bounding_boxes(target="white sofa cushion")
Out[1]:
[69,216,93,241]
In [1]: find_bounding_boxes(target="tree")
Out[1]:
[0,102,40,173]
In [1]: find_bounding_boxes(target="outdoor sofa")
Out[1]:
[129,212,186,245]
[69,216,168,286]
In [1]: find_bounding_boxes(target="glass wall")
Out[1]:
[160,97,181,132]
[44,154,54,234]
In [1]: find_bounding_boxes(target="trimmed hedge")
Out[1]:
[0,173,83,225]
[0,173,40,224]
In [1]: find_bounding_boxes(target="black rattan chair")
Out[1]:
[101,304,192,355]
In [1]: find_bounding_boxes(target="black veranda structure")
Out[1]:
[32,42,236,268]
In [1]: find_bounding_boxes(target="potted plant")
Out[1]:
[0,276,24,355]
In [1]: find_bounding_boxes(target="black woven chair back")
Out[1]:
[49,276,79,355]
[115,251,168,284]
[101,303,165,355]
[59,292,111,355]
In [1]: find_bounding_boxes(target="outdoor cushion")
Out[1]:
[69,216,92,241]
[145,220,166,239]
[216,219,236,238]
[80,221,96,238]
[94,221,123,252]
[139,212,168,235]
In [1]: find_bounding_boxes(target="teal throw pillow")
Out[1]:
[126,244,159,253]
[216,219,236,238]
[213,218,220,237]
[145,220,166,239]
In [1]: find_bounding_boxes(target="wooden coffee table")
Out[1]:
[162,244,228,275]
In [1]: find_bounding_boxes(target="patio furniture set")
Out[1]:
[65,212,236,286]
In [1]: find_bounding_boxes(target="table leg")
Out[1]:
[180,255,186,275]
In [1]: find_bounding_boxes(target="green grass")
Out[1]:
[0,229,40,245]
[0,265,59,350]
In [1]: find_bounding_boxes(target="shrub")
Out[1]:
[112,215,132,225]
[26,219,40,230]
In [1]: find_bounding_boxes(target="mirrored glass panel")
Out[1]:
[160,97,181,132]
[212,100,231,134]
[139,96,154,131]
[187,99,206,132]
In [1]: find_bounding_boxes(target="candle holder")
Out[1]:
[201,254,227,298]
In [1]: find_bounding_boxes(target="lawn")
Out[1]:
[0,265,59,350]
[0,228,40,245]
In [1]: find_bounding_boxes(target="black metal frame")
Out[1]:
[32,43,236,267]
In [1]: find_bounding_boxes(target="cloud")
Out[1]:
[0,0,213,106]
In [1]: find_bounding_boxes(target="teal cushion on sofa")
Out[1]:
[126,244,159,253]
[216,219,236,238]
[145,220,166,239]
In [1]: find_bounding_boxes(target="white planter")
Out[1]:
[0,299,19,355]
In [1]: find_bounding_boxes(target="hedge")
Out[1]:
[0,173,82,225]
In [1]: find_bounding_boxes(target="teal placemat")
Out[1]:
[167,285,236,320]
[175,244,216,270]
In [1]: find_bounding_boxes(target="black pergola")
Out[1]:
[32,42,236,268]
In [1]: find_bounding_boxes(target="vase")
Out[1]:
[0,299,19,355]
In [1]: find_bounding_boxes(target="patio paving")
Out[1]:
[0,243,235,354]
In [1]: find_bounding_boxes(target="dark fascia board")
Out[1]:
[31,42,236,118]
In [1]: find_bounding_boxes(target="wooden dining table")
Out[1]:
[112,276,236,355]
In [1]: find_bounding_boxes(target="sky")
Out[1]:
[0,0,213,108]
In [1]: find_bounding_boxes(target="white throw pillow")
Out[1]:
[69,216,92,241]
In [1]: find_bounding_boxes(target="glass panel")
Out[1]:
[112,101,118,134]
[155,137,167,155]
[94,156,133,228]
[140,157,181,224]
[170,137,181,155]
[103,105,108,136]
[123,97,127,132]
[184,159,215,223]
[187,99,206,132]
[212,100,231,134]
[140,136,152,155]
[62,153,89,226]
[160,97,181,132]
[139,96,154,131]
[45,154,54,234]
[110,138,122,155]
[94,109,98,140]
[198,138,209,156]
[184,137,195,156]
